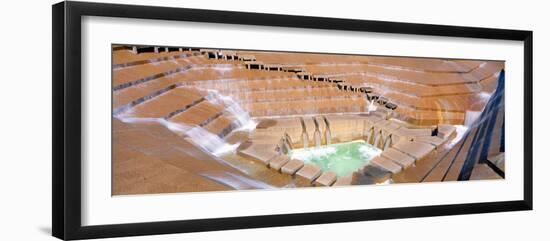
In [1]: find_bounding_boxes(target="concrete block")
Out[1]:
[315,172,337,186]
[370,156,402,174]
[281,159,304,175]
[237,143,279,165]
[333,175,353,186]
[395,128,432,137]
[362,164,392,183]
[365,115,383,126]
[437,124,456,140]
[296,164,322,183]
[382,148,415,168]
[268,155,290,171]
[393,141,435,161]
[415,136,446,148]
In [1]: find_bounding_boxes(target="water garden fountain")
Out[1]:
[313,117,322,148]
[323,116,332,146]
[300,117,309,149]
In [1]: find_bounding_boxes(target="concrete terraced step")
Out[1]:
[237,143,279,165]
[113,61,241,91]
[112,118,239,194]
[315,172,337,186]
[393,141,435,161]
[383,92,486,112]
[204,113,238,138]
[238,51,371,65]
[113,49,195,66]
[248,97,367,116]
[273,58,480,74]
[353,165,392,184]
[188,77,325,92]
[295,164,322,184]
[414,136,446,149]
[304,62,502,86]
[170,101,224,127]
[370,156,403,174]
[113,51,203,69]
[381,148,416,169]
[113,56,209,87]
[125,87,205,118]
[344,75,479,97]
[242,51,483,74]
[395,106,465,125]
[113,68,293,110]
[365,56,480,73]
[229,86,362,103]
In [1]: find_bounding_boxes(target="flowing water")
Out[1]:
[367,99,378,114]
[206,90,257,131]
[116,91,256,157]
[325,130,332,145]
[301,132,309,149]
[115,117,240,156]
[314,130,322,148]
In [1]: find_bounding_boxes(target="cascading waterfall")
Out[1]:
[325,129,332,146]
[114,117,240,156]
[379,133,389,149]
[323,116,332,146]
[284,133,294,149]
[278,133,294,155]
[115,90,257,157]
[373,130,382,148]
[365,127,374,144]
[302,132,310,149]
[300,117,309,149]
[314,131,322,148]
[182,125,239,156]
[367,99,378,114]
[206,90,257,131]
[383,134,392,150]
[313,117,322,148]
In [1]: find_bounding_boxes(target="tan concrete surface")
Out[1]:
[437,124,457,140]
[370,156,402,174]
[393,141,435,161]
[315,172,337,186]
[296,164,322,183]
[333,175,353,186]
[382,148,416,169]
[112,46,504,194]
[281,159,305,175]
[269,155,291,171]
[237,143,279,165]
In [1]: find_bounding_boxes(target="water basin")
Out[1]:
[290,140,382,177]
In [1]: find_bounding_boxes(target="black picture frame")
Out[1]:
[52,1,533,240]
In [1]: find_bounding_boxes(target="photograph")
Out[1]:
[112,45,505,195]
[1,0,543,240]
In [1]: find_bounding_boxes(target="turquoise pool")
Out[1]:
[290,140,382,177]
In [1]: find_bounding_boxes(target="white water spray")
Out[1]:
[367,99,378,114]
[115,117,240,156]
[115,89,258,157]
[206,90,257,131]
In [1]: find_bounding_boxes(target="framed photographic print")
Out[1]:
[52,1,533,240]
